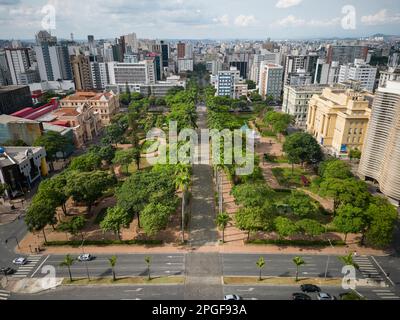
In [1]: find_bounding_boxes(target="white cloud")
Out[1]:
[275,0,303,9]
[274,15,340,27]
[361,9,400,26]
[234,15,257,27]
[213,14,229,26]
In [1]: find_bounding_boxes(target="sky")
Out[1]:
[1,0,400,40]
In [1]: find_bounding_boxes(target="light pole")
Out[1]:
[81,238,90,281]
[324,239,334,280]
[5,236,20,249]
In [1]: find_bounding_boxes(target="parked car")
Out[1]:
[12,257,27,265]
[0,267,16,275]
[77,254,94,262]
[300,284,321,293]
[224,295,243,301]
[317,292,336,300]
[292,293,312,301]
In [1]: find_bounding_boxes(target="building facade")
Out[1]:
[307,87,371,158]
[358,81,400,205]
[0,85,33,115]
[70,54,93,91]
[258,62,283,101]
[339,59,377,92]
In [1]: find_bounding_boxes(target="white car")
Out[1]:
[224,295,242,301]
[12,257,27,265]
[77,254,94,262]
[317,292,336,300]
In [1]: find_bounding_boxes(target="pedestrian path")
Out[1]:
[353,256,385,283]
[372,289,400,300]
[0,289,10,300]
[12,255,43,278]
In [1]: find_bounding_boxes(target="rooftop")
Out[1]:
[0,146,44,168]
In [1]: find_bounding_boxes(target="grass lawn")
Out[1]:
[62,276,184,286]
[272,167,312,188]
[223,277,342,286]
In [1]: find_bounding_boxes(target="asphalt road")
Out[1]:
[0,217,27,266]
[37,254,185,279]
[11,285,184,300]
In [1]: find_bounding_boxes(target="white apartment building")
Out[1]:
[282,84,328,128]
[110,61,156,86]
[287,69,313,86]
[123,33,138,53]
[258,62,283,101]
[34,45,72,82]
[339,59,377,92]
[4,48,36,85]
[314,59,340,85]
[177,58,194,73]
[216,67,241,98]
[249,52,279,83]
[379,67,400,88]
[90,62,110,90]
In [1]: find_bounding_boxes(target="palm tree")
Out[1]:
[293,256,305,282]
[109,256,117,281]
[216,212,231,243]
[256,257,266,281]
[338,253,359,270]
[60,254,75,282]
[145,256,151,281]
[175,167,191,243]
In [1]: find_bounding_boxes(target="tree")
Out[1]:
[274,217,298,239]
[69,152,102,171]
[89,145,116,165]
[333,205,365,242]
[364,197,398,248]
[349,149,362,162]
[216,212,231,243]
[288,191,318,218]
[140,203,173,236]
[100,206,131,240]
[36,174,69,215]
[60,254,75,282]
[296,219,324,237]
[113,149,134,174]
[132,147,141,170]
[319,159,353,180]
[66,171,117,214]
[264,111,293,136]
[293,256,305,282]
[338,253,359,269]
[145,256,151,281]
[283,133,323,169]
[231,183,275,208]
[103,123,125,146]
[256,257,266,281]
[235,207,273,241]
[58,216,86,240]
[25,199,56,244]
[108,256,117,281]
[34,131,72,171]
[175,168,191,242]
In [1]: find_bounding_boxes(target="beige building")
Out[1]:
[70,55,93,91]
[60,91,119,125]
[307,87,371,158]
[358,81,400,205]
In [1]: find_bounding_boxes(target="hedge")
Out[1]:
[45,239,163,247]
[246,239,346,247]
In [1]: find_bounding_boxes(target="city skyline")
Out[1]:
[0,0,400,40]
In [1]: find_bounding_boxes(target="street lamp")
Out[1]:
[5,236,20,249]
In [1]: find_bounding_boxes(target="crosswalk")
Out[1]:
[12,255,43,278]
[372,289,400,300]
[0,290,10,301]
[353,256,385,283]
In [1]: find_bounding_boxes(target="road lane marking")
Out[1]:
[371,256,395,286]
[31,255,50,278]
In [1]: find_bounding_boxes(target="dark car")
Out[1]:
[1,267,16,275]
[300,284,321,293]
[292,293,312,301]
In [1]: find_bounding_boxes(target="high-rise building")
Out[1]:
[249,52,278,83]
[379,67,400,88]
[4,48,36,85]
[326,45,368,65]
[358,81,400,205]
[216,67,241,98]
[307,87,371,158]
[282,84,328,128]
[284,54,318,85]
[35,30,57,45]
[161,41,169,68]
[122,33,138,54]
[34,44,73,81]
[258,62,283,101]
[111,61,155,86]
[145,53,162,81]
[339,59,377,92]
[314,59,340,85]
[90,62,110,90]
[177,59,193,73]
[70,55,93,91]
[177,42,186,59]
[0,51,12,86]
